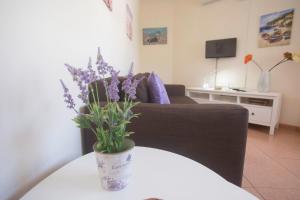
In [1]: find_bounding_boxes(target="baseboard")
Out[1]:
[279,123,300,132]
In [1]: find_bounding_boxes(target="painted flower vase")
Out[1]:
[257,71,270,93]
[94,139,135,191]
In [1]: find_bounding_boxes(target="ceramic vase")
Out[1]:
[94,139,135,191]
[257,71,270,93]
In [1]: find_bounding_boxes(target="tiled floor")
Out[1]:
[242,125,300,200]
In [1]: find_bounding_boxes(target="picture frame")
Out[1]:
[258,8,294,48]
[143,27,168,45]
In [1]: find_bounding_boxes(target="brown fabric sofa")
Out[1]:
[81,82,248,187]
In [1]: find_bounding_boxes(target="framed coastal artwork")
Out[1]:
[126,4,133,40]
[143,27,168,45]
[103,0,112,11]
[258,8,294,48]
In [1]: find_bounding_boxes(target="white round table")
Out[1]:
[21,147,258,200]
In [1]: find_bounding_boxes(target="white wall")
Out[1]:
[0,0,140,199]
[140,0,300,126]
[139,0,174,83]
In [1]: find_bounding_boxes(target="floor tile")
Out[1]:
[247,125,300,159]
[242,176,252,188]
[243,187,264,200]
[244,126,300,200]
[255,188,300,200]
[276,158,300,179]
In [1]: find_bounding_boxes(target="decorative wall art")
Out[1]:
[258,8,294,48]
[126,4,133,40]
[103,0,112,11]
[143,27,168,45]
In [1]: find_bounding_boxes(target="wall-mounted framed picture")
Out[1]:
[258,8,294,48]
[143,27,168,45]
[103,0,112,11]
[126,4,133,40]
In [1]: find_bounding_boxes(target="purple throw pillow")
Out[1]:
[147,72,170,104]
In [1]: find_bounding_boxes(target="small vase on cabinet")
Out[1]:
[257,71,270,93]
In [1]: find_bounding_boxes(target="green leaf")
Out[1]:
[73,114,92,129]
[125,131,134,137]
[75,100,141,153]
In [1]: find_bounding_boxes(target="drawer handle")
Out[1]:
[251,112,255,116]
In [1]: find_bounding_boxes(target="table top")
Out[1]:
[21,147,258,200]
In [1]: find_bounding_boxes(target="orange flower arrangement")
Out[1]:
[244,54,263,71]
[244,52,300,72]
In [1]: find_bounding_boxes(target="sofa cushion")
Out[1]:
[165,84,186,97]
[169,96,197,104]
[133,73,150,103]
[147,72,170,104]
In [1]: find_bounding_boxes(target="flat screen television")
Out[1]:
[205,38,237,58]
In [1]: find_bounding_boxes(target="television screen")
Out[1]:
[205,38,237,58]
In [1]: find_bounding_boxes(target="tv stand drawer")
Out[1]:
[243,105,272,125]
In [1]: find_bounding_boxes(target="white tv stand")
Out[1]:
[186,88,282,135]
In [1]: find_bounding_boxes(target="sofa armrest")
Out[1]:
[81,103,248,186]
[129,104,248,186]
[164,84,185,97]
[130,103,248,186]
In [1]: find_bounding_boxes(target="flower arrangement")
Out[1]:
[244,52,300,72]
[60,48,144,153]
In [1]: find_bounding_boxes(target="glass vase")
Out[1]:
[257,71,270,93]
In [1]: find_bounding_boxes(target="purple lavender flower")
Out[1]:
[127,62,134,79]
[97,61,108,76]
[128,77,144,100]
[88,57,92,68]
[87,57,98,83]
[122,64,133,94]
[96,47,103,65]
[108,70,120,102]
[96,47,108,76]
[121,63,134,93]
[63,48,136,104]
[65,63,79,81]
[60,79,76,109]
[96,47,115,77]
[78,70,89,84]
[64,64,90,103]
[121,79,131,95]
[122,63,144,100]
[77,83,89,103]
[106,65,114,74]
[60,48,143,154]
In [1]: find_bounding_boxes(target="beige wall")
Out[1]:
[0,0,140,199]
[244,0,300,126]
[140,0,300,126]
[139,0,174,83]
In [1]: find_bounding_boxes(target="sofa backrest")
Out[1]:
[88,72,150,103]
